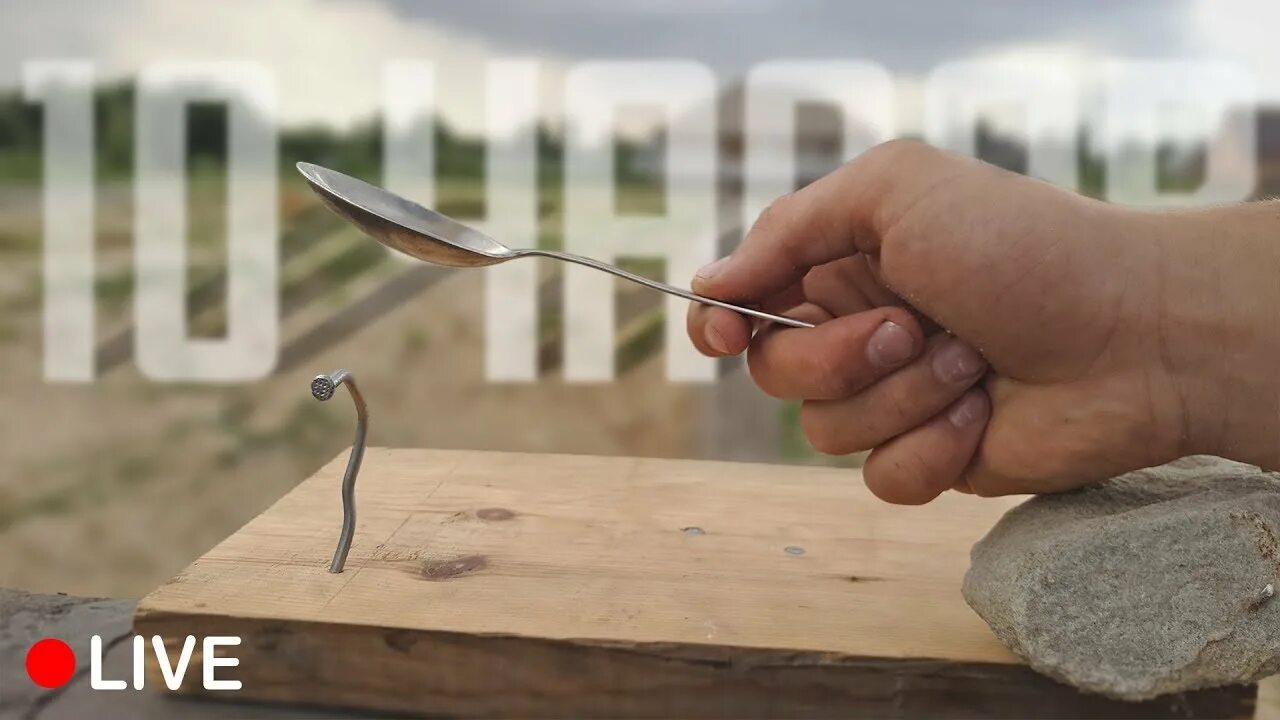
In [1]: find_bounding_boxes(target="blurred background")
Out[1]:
[2,0,1278,597]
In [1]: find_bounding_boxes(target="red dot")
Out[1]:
[26,638,76,689]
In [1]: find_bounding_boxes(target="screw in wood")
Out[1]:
[311,369,368,573]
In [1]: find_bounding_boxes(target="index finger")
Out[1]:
[691,140,950,303]
[686,288,831,357]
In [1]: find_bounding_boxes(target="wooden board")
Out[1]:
[134,449,1255,718]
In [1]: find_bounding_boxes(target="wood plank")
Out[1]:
[134,449,1256,718]
[0,589,351,719]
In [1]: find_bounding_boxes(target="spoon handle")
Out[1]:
[522,249,814,329]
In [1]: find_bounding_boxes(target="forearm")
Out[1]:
[1137,201,1280,469]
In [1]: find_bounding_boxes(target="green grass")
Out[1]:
[0,450,161,532]
[0,227,32,254]
[211,393,340,470]
[400,327,430,361]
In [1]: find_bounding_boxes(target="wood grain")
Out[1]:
[134,449,1255,718]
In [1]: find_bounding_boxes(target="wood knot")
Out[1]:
[476,507,516,521]
[418,554,487,581]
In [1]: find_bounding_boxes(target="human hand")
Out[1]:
[689,140,1237,503]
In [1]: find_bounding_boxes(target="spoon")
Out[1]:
[295,162,814,329]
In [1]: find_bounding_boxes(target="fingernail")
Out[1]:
[948,391,990,428]
[932,337,986,384]
[696,256,730,281]
[706,324,730,354]
[866,321,916,369]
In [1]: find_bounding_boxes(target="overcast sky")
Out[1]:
[374,0,1195,74]
[4,0,1277,132]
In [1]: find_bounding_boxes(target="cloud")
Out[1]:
[1188,0,1280,100]
[2,0,567,131]
[374,0,1198,76]
[5,0,1273,137]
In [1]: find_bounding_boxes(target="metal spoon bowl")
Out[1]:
[296,162,814,329]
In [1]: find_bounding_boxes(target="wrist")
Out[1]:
[1141,203,1280,469]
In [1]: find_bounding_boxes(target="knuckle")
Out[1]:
[877,378,917,424]
[865,138,932,166]
[864,449,935,504]
[745,346,787,399]
[808,347,859,399]
[800,405,859,455]
[747,193,811,267]
[853,139,944,239]
[750,194,797,237]
[800,262,838,294]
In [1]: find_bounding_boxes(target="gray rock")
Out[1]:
[963,455,1280,700]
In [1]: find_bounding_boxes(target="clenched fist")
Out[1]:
[688,140,1280,503]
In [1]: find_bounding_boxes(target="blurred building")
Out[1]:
[1257,107,1280,197]
[629,82,878,194]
